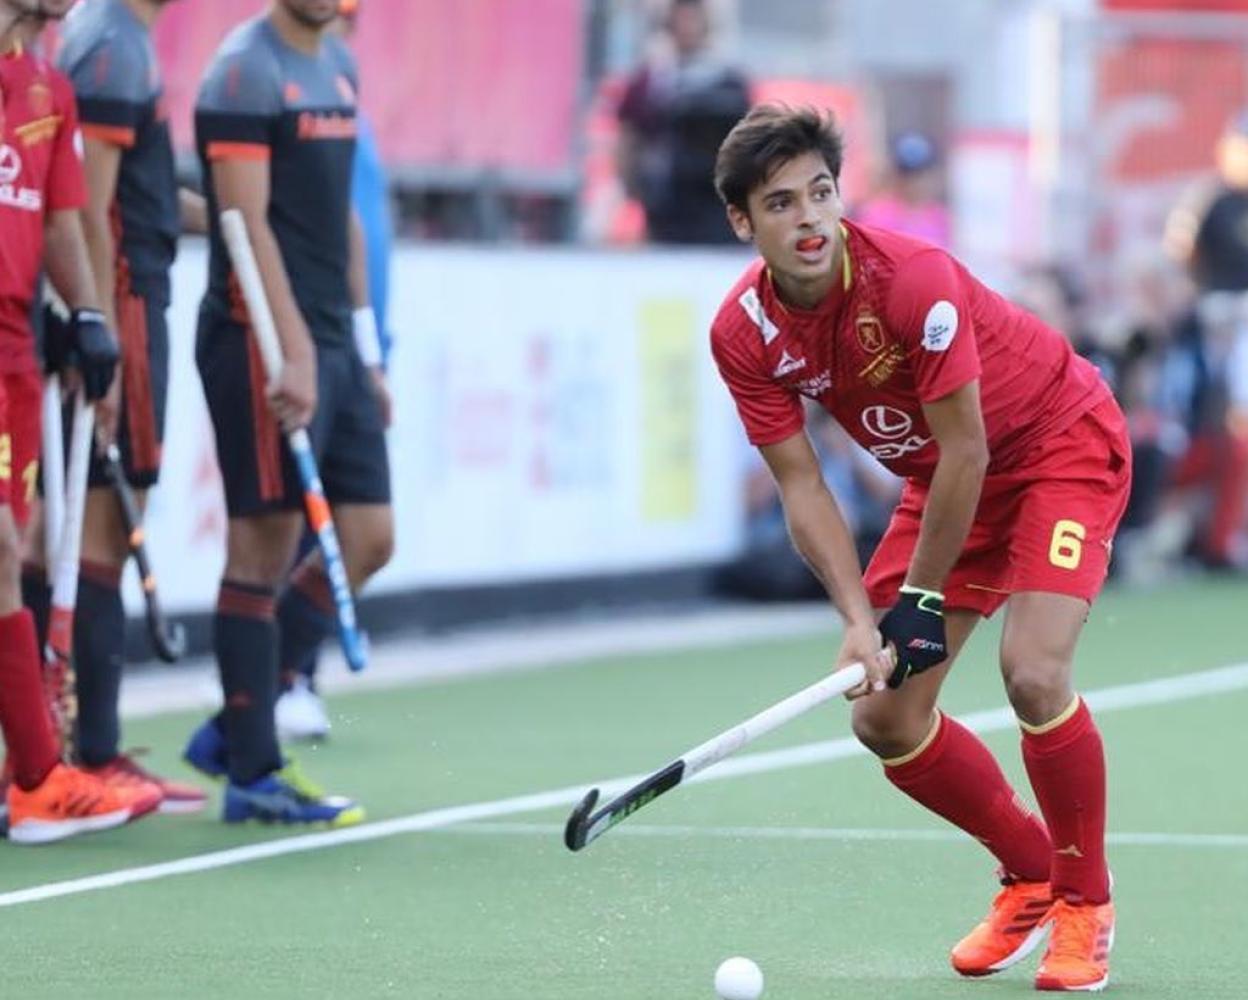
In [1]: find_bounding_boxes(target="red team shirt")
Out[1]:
[1,45,86,524]
[711,220,1110,478]
[0,45,86,373]
[712,220,1128,614]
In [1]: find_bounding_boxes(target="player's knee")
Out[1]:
[1000,653,1067,715]
[851,701,917,759]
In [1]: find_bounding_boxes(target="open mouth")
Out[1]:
[795,236,827,254]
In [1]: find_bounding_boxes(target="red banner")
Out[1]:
[153,0,584,175]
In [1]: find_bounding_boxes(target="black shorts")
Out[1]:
[196,310,390,518]
[88,290,170,490]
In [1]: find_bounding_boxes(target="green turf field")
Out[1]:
[2,577,1246,998]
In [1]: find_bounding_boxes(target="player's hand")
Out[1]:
[41,305,71,375]
[878,585,947,688]
[95,371,123,446]
[68,308,120,401]
[267,352,317,432]
[367,366,392,428]
[836,620,894,700]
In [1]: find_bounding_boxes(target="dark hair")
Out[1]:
[714,105,845,211]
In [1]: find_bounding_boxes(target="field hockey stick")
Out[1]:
[218,208,368,673]
[45,391,94,757]
[41,374,66,565]
[100,443,186,663]
[564,661,867,852]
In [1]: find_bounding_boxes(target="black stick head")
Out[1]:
[153,621,188,663]
[564,788,599,852]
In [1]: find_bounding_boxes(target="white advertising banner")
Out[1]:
[131,242,751,614]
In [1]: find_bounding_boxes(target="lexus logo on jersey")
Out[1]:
[860,405,913,440]
[0,145,20,184]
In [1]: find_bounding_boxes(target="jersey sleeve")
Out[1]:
[45,72,87,213]
[710,317,805,447]
[884,249,981,402]
[194,50,283,161]
[62,35,150,148]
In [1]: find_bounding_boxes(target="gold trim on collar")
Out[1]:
[839,222,852,291]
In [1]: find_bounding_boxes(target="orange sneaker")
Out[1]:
[86,750,208,815]
[1034,898,1114,992]
[951,878,1054,977]
[6,762,152,845]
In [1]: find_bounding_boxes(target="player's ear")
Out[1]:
[726,203,753,243]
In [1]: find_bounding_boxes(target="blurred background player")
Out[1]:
[855,130,951,249]
[615,0,749,245]
[711,106,1128,992]
[274,0,393,742]
[0,0,156,843]
[24,0,208,814]
[181,0,393,827]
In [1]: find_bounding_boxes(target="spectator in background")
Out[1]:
[275,0,396,742]
[1164,110,1248,570]
[854,131,951,249]
[718,408,900,602]
[616,0,750,245]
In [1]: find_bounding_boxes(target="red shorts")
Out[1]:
[0,370,43,529]
[864,399,1132,616]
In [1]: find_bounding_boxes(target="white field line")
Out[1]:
[4,660,1247,910]
[444,822,1248,850]
[120,604,837,719]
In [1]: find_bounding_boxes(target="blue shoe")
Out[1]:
[182,717,228,780]
[222,770,364,827]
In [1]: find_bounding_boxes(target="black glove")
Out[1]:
[68,308,120,401]
[40,304,72,376]
[878,585,947,689]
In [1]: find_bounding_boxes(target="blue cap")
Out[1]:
[891,131,937,173]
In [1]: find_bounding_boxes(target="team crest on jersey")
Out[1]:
[855,311,886,353]
[858,343,906,388]
[26,82,52,119]
[738,287,780,344]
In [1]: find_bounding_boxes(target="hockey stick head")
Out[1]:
[564,788,600,852]
[151,619,188,663]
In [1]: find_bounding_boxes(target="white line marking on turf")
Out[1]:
[4,660,1248,909]
[443,822,1248,850]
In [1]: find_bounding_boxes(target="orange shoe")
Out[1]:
[86,750,208,815]
[6,762,147,845]
[1034,898,1114,992]
[951,878,1054,977]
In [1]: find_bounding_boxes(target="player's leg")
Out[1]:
[70,296,204,811]
[1001,400,1130,992]
[0,372,151,843]
[275,342,392,739]
[188,322,363,827]
[862,486,1056,977]
[276,502,393,740]
[1002,593,1114,992]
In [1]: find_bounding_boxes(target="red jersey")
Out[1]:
[0,45,86,373]
[710,220,1111,480]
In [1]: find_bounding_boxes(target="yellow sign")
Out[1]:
[640,300,697,521]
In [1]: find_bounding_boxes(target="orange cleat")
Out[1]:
[6,762,155,845]
[951,878,1054,977]
[86,750,207,815]
[1034,898,1114,992]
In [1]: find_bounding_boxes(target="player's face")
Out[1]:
[280,0,339,29]
[727,150,844,285]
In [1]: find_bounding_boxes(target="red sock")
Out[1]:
[0,609,60,790]
[1021,697,1109,904]
[885,712,1052,882]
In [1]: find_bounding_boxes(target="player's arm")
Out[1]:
[348,209,390,424]
[760,430,891,694]
[906,381,988,590]
[43,209,118,402]
[211,156,316,430]
[179,188,208,235]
